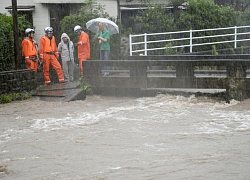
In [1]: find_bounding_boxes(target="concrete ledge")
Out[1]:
[33,82,86,102]
[39,89,86,102]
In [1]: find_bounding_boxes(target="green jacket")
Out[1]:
[99,29,110,51]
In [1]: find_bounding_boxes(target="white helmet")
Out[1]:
[44,27,53,33]
[74,25,82,33]
[25,28,35,35]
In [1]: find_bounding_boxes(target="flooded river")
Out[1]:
[0,94,250,180]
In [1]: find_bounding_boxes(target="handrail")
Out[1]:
[129,26,250,56]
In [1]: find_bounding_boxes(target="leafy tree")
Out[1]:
[132,4,174,33]
[61,0,132,60]
[214,0,250,12]
[131,4,175,55]
[0,13,31,71]
[176,0,247,51]
[61,0,117,60]
[0,13,13,71]
[177,0,244,30]
[130,0,250,54]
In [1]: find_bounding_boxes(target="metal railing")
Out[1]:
[129,26,250,56]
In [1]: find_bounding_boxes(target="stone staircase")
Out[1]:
[33,82,86,102]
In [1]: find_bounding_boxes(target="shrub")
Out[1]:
[0,91,31,104]
[0,13,31,71]
[0,94,11,104]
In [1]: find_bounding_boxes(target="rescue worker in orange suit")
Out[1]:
[21,28,38,73]
[39,27,65,85]
[74,25,90,76]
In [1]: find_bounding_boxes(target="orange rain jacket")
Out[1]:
[77,32,90,60]
[39,35,64,85]
[21,37,38,72]
[22,37,37,57]
[39,35,59,59]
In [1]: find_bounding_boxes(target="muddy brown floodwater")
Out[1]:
[0,94,250,180]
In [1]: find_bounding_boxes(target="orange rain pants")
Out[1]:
[43,54,65,85]
[40,35,64,85]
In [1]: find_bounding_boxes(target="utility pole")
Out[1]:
[12,0,21,69]
[117,0,120,20]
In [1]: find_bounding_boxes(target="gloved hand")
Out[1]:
[40,59,44,64]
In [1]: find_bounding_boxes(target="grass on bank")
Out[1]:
[0,91,32,104]
[78,77,93,95]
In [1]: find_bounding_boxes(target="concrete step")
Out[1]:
[33,82,86,102]
[140,88,226,98]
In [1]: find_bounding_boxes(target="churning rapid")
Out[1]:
[0,94,250,180]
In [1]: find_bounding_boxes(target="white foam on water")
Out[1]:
[30,111,109,131]
[25,102,249,138]
[108,166,122,170]
[0,94,248,144]
[196,110,250,134]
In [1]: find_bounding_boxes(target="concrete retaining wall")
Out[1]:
[0,66,81,95]
[0,69,37,94]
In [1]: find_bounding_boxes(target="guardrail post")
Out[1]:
[190,30,192,53]
[144,33,147,56]
[234,26,237,48]
[129,34,132,56]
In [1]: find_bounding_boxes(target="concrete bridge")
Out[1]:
[83,55,250,102]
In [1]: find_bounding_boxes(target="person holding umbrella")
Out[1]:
[98,22,111,75]
[74,25,90,77]
[98,22,110,61]
[86,18,119,75]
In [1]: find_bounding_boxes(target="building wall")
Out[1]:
[0,2,9,15]
[33,0,118,18]
[119,0,168,5]
[32,4,50,43]
[0,0,169,39]
[33,0,88,3]
[0,0,49,43]
[97,0,118,19]
[0,0,118,40]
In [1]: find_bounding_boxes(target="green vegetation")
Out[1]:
[1,0,250,69]
[0,13,31,71]
[60,0,128,60]
[165,43,176,55]
[1,0,250,103]
[77,77,93,94]
[0,91,31,104]
[131,0,250,54]
[0,95,11,104]
[230,48,235,54]
[212,45,218,55]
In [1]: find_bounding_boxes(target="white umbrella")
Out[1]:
[86,18,119,35]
